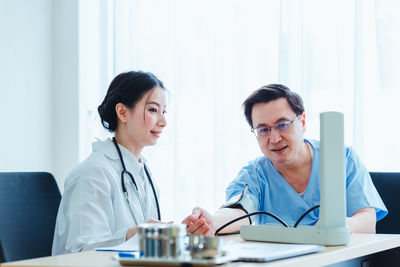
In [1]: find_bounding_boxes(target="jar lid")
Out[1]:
[138,223,187,237]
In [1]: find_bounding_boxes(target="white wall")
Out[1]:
[0,0,53,173]
[52,0,80,190]
[0,0,81,191]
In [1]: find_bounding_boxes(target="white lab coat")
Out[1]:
[52,138,160,255]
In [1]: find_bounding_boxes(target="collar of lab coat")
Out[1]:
[92,138,147,170]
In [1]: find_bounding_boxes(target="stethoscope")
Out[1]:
[112,137,161,222]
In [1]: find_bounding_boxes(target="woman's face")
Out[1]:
[124,86,167,148]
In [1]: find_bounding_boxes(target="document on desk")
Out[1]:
[95,234,139,252]
[224,241,324,262]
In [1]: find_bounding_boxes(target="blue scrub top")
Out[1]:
[226,139,388,226]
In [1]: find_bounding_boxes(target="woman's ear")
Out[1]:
[115,103,129,124]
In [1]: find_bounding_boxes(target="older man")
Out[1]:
[183,84,387,235]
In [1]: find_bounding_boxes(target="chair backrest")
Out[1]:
[0,172,61,262]
[0,242,5,263]
[370,172,400,234]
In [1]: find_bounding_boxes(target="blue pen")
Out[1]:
[118,252,136,258]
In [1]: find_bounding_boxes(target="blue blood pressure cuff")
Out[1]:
[222,184,254,224]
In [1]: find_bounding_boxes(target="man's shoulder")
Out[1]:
[305,139,320,151]
[240,155,273,178]
[306,139,354,154]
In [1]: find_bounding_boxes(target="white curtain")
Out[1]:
[81,0,400,222]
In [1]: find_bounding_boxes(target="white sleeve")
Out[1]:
[52,167,128,255]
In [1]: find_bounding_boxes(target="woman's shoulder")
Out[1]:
[65,138,119,186]
[73,153,111,174]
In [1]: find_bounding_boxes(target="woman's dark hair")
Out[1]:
[243,84,304,128]
[98,71,165,132]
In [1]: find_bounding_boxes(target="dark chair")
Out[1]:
[0,242,5,263]
[0,172,61,263]
[370,172,400,234]
[369,172,400,266]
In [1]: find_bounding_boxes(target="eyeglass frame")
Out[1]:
[251,115,302,137]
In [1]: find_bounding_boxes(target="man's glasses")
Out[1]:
[251,115,301,137]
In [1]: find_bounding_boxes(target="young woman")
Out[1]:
[52,71,168,255]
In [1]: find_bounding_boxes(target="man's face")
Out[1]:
[251,98,306,166]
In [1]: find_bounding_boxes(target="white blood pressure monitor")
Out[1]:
[240,112,351,246]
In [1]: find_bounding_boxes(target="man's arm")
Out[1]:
[346,207,376,234]
[182,207,250,236]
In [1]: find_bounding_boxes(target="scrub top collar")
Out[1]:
[266,139,318,204]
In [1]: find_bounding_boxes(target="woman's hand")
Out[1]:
[126,226,138,240]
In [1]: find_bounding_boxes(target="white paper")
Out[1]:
[95,234,139,252]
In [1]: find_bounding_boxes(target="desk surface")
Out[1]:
[2,234,400,267]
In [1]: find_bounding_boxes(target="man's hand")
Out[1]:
[182,207,216,236]
[346,207,376,233]
[314,207,376,234]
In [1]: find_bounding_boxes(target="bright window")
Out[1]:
[81,0,400,222]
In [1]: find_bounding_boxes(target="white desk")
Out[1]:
[2,234,400,267]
